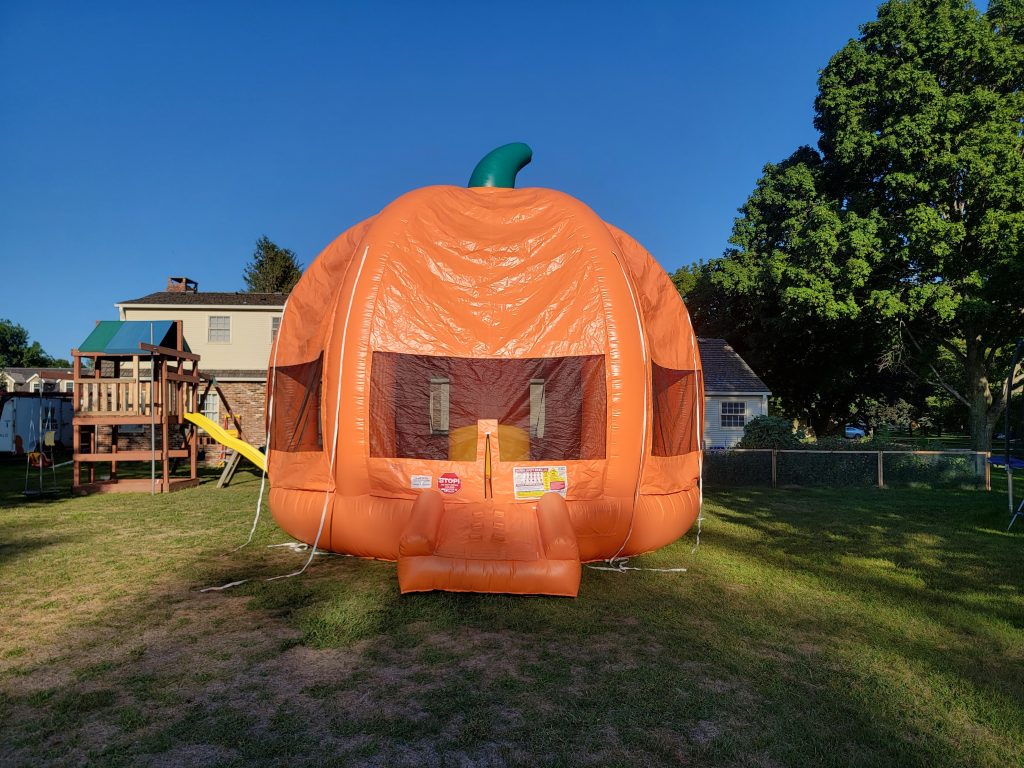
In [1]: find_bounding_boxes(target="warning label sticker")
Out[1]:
[410,475,432,489]
[513,466,568,501]
[437,472,462,495]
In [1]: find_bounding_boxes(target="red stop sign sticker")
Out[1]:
[437,472,461,495]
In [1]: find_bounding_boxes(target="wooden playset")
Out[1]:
[71,320,201,494]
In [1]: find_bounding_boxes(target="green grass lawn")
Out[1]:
[1,460,1022,767]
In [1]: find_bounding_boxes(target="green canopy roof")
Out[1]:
[78,321,191,355]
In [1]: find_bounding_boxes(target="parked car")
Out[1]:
[844,425,866,439]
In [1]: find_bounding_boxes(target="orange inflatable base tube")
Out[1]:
[396,491,581,597]
[269,485,700,597]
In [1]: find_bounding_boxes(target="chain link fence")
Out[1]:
[703,449,990,490]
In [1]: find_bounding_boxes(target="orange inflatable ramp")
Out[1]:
[397,490,581,597]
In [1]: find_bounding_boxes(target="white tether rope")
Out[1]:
[587,558,688,573]
[202,247,369,592]
[689,322,704,554]
[266,245,370,583]
[609,249,649,564]
[230,298,287,555]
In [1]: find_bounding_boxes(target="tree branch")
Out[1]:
[936,338,967,365]
[900,322,972,408]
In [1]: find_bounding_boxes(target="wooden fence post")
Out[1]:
[771,450,777,488]
[877,451,884,489]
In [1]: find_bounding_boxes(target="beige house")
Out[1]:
[116,277,284,443]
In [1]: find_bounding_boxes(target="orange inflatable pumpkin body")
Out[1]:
[267,146,703,596]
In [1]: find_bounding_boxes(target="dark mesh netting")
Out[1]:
[369,352,606,462]
[270,355,323,452]
[651,363,700,456]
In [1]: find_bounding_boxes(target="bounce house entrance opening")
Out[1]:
[369,353,607,463]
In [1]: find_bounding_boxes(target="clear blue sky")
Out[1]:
[1,0,887,360]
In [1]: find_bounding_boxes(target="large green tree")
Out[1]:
[690,0,1024,448]
[680,150,891,436]
[819,0,1024,450]
[243,236,303,294]
[0,319,69,369]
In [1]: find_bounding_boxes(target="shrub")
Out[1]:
[737,415,802,449]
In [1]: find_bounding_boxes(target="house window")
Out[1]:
[271,316,281,343]
[208,316,231,343]
[31,382,41,393]
[201,392,220,425]
[721,401,746,428]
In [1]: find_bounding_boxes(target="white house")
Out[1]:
[699,338,771,449]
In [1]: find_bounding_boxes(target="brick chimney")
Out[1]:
[167,277,198,293]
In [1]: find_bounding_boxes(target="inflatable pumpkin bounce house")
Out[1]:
[267,143,703,597]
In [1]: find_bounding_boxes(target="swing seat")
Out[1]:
[28,451,52,469]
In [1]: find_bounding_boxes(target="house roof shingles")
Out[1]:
[117,292,286,307]
[203,369,269,381]
[698,338,770,395]
[1,367,74,383]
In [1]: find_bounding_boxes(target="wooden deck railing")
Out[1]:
[76,379,154,416]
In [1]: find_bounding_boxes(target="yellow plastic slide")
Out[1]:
[184,412,266,472]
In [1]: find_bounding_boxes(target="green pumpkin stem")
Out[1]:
[468,143,533,188]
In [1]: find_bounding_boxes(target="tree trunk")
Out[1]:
[807,404,836,440]
[965,337,1000,452]
[968,401,996,452]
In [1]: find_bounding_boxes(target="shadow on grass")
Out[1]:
[1,482,1022,767]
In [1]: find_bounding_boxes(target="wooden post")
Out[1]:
[190,408,198,482]
[984,452,991,492]
[877,451,884,489]
[771,449,777,488]
[161,359,170,492]
[72,352,81,489]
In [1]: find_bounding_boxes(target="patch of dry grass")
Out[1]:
[0,461,1022,767]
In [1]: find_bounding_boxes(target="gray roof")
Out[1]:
[117,291,286,307]
[104,368,265,382]
[698,338,770,394]
[203,369,268,381]
[1,367,74,383]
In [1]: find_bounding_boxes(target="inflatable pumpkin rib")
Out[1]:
[266,144,703,596]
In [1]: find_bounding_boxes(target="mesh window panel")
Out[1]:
[651,363,700,457]
[270,354,323,452]
[369,352,606,461]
